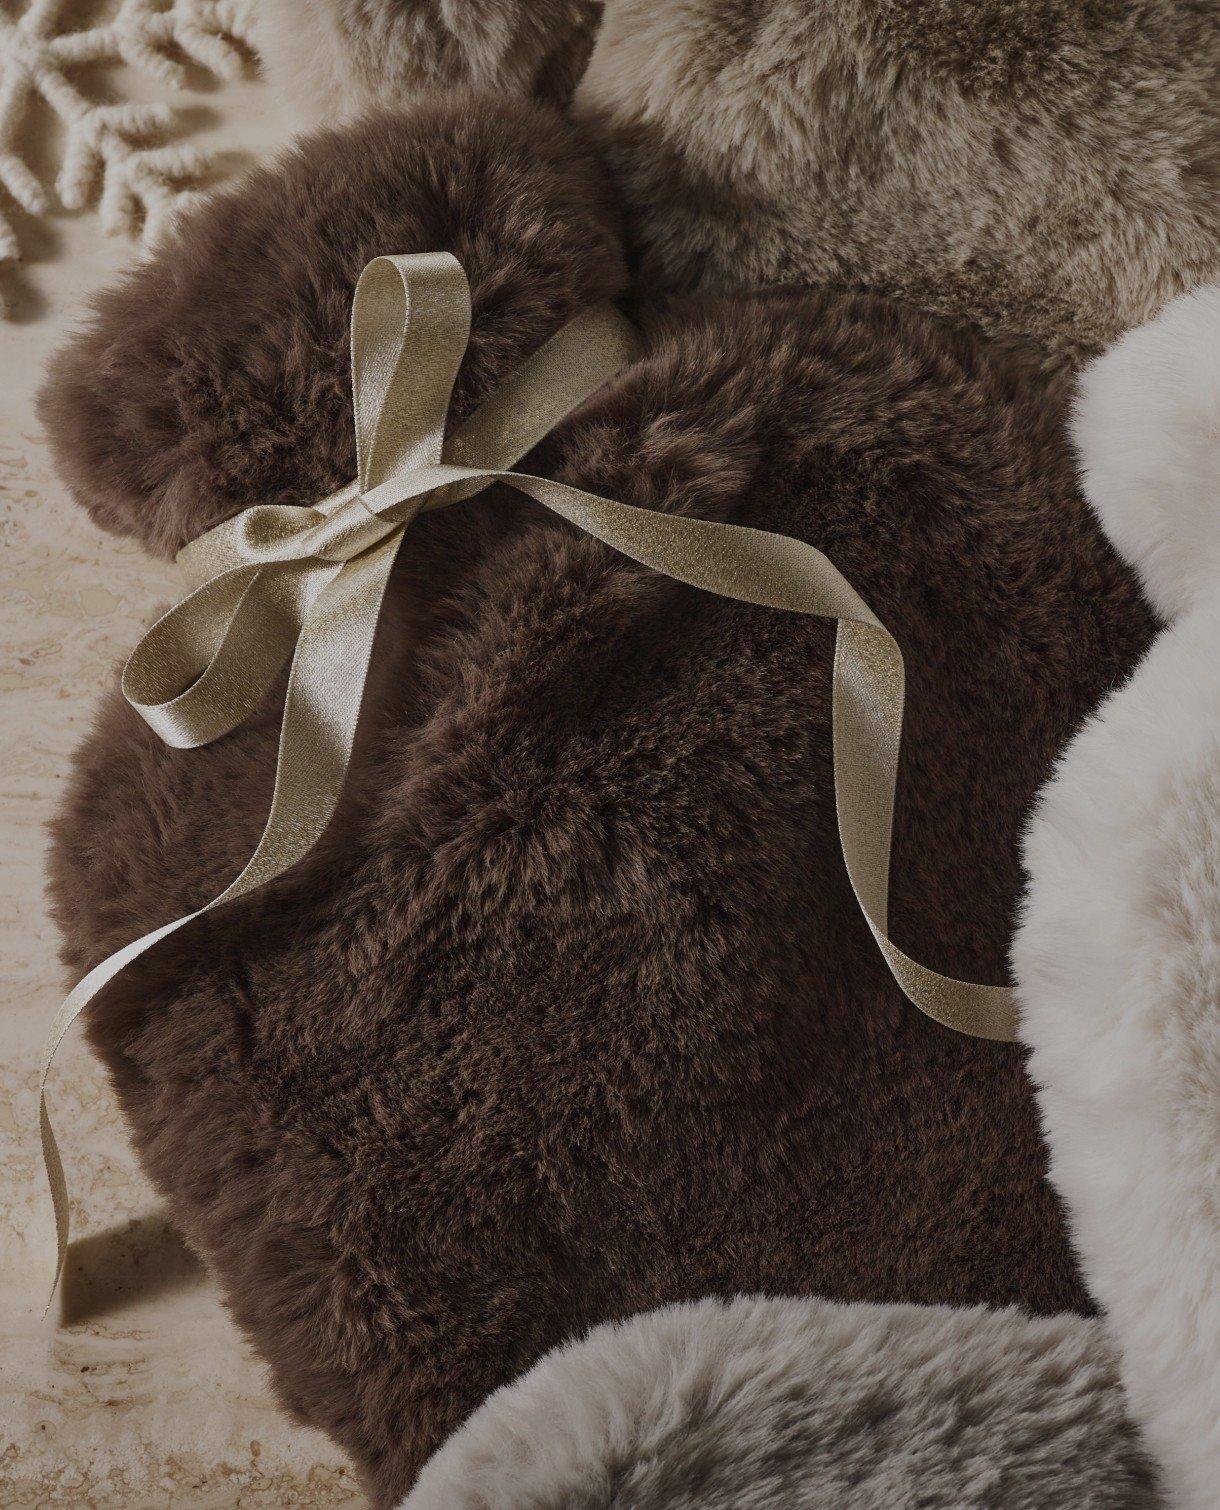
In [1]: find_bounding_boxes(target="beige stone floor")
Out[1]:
[0,18,360,1506]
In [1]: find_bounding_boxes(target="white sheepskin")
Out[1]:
[402,1296,1151,1508]
[1016,284,1220,1510]
[1072,284,1220,621]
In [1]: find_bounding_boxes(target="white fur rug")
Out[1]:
[1016,284,1220,1510]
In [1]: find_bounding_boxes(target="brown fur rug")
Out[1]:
[42,96,1157,1505]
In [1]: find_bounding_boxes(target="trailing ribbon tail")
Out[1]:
[38,251,1017,1315]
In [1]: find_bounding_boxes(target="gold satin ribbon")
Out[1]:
[40,251,1017,1311]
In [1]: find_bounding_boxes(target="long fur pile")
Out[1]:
[41,97,1161,1504]
[255,0,602,124]
[577,0,1220,363]
[404,1296,1157,1508]
[39,95,625,561]
[1015,285,1220,1510]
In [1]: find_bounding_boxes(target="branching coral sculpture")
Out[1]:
[0,0,251,308]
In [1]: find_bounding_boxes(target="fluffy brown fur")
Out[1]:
[39,95,625,562]
[256,0,602,125]
[43,101,1157,1504]
[577,0,1220,364]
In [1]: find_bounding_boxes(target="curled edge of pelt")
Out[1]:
[252,0,602,128]
[400,1295,1156,1508]
[37,92,626,562]
[1015,284,1220,1510]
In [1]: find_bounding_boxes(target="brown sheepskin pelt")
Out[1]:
[39,93,625,562]
[576,0,1220,365]
[43,98,1157,1505]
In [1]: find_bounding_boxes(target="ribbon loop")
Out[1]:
[39,251,1020,1316]
[352,253,472,496]
[121,565,300,750]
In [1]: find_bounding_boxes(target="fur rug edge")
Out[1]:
[1015,285,1220,1510]
[399,1295,1155,1508]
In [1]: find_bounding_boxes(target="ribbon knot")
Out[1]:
[122,254,638,756]
[40,251,1018,1314]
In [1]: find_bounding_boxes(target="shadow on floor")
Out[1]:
[59,1208,207,1325]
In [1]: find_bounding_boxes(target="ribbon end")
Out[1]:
[40,1094,70,1319]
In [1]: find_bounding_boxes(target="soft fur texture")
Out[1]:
[577,0,1220,364]
[42,99,1160,1504]
[39,94,626,562]
[403,1295,1157,1508]
[1015,286,1220,1510]
[1071,286,1220,621]
[255,0,602,125]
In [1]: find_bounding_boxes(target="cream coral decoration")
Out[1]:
[0,0,250,303]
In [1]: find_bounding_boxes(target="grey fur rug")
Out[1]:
[576,0,1219,365]
[255,0,600,122]
[403,1296,1159,1508]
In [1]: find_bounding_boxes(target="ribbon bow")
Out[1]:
[40,252,1017,1310]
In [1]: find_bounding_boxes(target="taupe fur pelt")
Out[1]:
[41,98,1157,1504]
[576,0,1220,365]
[405,1296,1159,1508]
[256,0,602,123]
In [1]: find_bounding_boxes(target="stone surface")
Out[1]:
[0,11,360,1503]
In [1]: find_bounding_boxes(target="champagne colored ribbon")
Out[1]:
[39,251,1017,1312]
